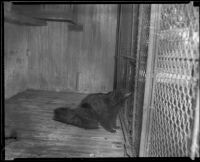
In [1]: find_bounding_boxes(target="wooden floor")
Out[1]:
[4,89,124,159]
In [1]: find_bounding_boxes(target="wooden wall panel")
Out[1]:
[27,4,118,93]
[4,22,29,99]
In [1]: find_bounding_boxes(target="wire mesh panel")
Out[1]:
[115,4,139,156]
[143,3,199,157]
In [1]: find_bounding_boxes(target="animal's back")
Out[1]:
[53,90,131,133]
[53,107,99,129]
[80,93,110,116]
[78,90,132,132]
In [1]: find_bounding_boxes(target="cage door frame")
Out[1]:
[139,4,162,157]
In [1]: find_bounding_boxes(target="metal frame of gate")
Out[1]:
[139,3,199,158]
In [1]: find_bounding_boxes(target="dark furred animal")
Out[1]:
[54,107,99,129]
[53,89,131,133]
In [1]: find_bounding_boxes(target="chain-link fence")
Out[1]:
[142,3,199,157]
[116,3,199,158]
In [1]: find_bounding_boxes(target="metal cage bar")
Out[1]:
[132,4,151,156]
[139,4,161,156]
[115,4,139,156]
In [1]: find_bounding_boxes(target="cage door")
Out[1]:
[140,3,199,157]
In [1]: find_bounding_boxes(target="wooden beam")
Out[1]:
[12,5,77,23]
[15,10,73,22]
[12,4,83,28]
[4,10,47,26]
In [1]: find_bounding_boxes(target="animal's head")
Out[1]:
[109,89,132,105]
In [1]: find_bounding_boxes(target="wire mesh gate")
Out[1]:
[139,3,199,158]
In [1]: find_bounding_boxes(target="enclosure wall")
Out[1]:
[4,23,29,99]
[4,4,118,99]
[26,5,118,93]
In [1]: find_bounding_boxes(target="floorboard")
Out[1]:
[4,89,124,159]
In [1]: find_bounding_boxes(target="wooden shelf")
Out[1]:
[11,4,83,30]
[4,2,47,26]
[4,10,47,26]
[4,2,83,29]
[14,10,74,22]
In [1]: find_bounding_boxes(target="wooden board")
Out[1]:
[4,2,47,26]
[4,5,118,98]
[4,90,124,159]
[4,22,29,99]
[27,5,118,93]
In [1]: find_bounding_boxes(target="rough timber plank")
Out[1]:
[4,10,47,26]
[5,89,124,159]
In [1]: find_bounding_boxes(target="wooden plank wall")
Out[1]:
[27,4,118,94]
[4,22,29,99]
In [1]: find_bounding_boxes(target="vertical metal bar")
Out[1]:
[116,4,131,156]
[139,4,161,157]
[190,88,199,159]
[124,5,132,156]
[116,5,122,89]
[145,4,162,156]
[113,4,121,90]
[125,4,133,89]
[131,4,143,156]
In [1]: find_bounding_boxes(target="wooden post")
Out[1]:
[131,4,143,156]
[139,4,161,157]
